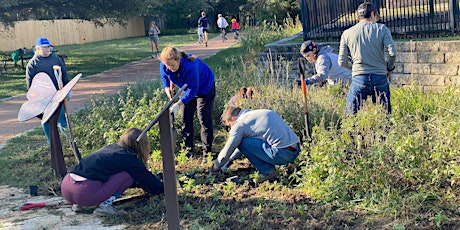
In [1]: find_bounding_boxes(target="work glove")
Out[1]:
[207,165,221,177]
[295,79,312,86]
[220,159,234,171]
[169,102,180,118]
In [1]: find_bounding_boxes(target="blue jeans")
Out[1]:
[42,107,67,144]
[237,138,300,175]
[346,74,391,114]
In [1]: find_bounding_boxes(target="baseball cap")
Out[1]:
[357,2,380,19]
[300,40,317,54]
[218,14,222,17]
[35,37,52,47]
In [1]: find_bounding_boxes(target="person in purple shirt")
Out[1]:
[159,46,216,160]
[60,128,164,216]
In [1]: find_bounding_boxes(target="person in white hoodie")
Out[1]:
[299,40,351,87]
[217,14,229,40]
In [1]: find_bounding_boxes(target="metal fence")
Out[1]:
[301,0,460,41]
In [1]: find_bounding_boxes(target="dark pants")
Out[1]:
[181,84,215,154]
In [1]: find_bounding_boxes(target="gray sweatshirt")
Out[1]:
[338,21,397,76]
[214,109,300,169]
[309,46,352,85]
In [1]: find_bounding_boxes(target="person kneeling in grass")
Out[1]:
[209,106,300,184]
[61,128,164,216]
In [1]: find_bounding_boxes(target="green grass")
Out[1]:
[0,34,199,99]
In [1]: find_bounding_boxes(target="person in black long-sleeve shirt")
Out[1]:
[61,128,164,216]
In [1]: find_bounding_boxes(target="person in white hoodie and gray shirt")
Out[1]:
[209,105,300,184]
[299,40,352,87]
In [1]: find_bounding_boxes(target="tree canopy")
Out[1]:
[0,0,301,29]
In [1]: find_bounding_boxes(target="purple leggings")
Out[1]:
[61,171,133,206]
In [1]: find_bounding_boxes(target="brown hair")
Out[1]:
[117,128,151,165]
[236,86,254,101]
[158,46,196,63]
[221,105,242,126]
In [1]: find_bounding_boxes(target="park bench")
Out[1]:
[1,48,67,73]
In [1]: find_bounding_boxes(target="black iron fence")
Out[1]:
[301,0,460,41]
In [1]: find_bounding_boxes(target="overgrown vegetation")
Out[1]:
[1,17,460,229]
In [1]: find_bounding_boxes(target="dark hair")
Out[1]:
[357,2,379,19]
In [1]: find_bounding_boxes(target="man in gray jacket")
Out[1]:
[338,2,397,114]
[209,106,300,183]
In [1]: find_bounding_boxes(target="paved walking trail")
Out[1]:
[0,35,238,149]
[0,35,238,229]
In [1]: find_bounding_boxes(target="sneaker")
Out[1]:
[151,54,156,59]
[71,204,82,212]
[205,42,208,47]
[93,205,125,217]
[257,170,279,184]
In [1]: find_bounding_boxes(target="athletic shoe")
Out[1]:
[151,54,156,59]
[205,42,207,47]
[71,204,82,212]
[93,205,125,217]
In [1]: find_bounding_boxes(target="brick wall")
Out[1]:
[391,40,460,91]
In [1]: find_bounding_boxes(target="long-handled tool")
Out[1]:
[53,65,82,163]
[298,58,312,142]
[20,200,68,211]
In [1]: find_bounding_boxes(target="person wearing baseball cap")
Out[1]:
[338,2,397,114]
[26,37,70,144]
[299,40,351,87]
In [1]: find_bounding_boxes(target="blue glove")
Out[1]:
[305,79,312,85]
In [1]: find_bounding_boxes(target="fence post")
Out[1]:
[449,0,456,36]
[301,0,310,41]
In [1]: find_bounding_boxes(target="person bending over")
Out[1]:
[61,128,164,216]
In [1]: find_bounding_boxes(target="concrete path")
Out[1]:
[0,35,238,149]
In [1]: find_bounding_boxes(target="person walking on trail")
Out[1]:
[209,106,300,184]
[197,25,204,44]
[158,46,216,160]
[61,128,164,217]
[26,37,69,144]
[298,40,351,88]
[231,18,240,39]
[148,21,161,58]
[217,14,228,40]
[198,12,210,47]
[338,2,397,115]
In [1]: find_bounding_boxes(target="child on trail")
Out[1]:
[231,18,240,39]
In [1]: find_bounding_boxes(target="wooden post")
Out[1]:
[158,111,180,230]
[48,103,67,177]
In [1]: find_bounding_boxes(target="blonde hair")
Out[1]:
[117,128,151,165]
[158,46,196,63]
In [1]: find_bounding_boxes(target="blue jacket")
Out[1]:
[160,55,215,104]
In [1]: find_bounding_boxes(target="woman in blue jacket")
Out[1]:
[159,46,216,159]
